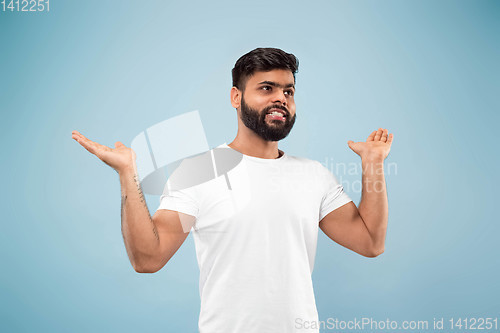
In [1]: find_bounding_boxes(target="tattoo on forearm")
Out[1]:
[132,174,160,241]
[121,194,127,223]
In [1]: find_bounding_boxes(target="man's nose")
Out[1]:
[272,90,287,105]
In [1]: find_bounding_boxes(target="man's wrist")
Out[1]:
[118,165,137,178]
[361,155,385,164]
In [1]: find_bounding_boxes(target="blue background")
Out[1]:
[1,0,498,332]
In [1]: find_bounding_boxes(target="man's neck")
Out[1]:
[228,133,282,159]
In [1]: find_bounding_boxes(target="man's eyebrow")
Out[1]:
[258,81,295,89]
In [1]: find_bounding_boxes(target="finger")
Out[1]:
[71,130,81,141]
[367,130,377,142]
[75,131,92,142]
[381,128,388,142]
[74,134,99,154]
[72,133,83,142]
[374,128,383,141]
[72,130,90,143]
[78,132,108,151]
[347,140,358,152]
[387,133,394,145]
[72,132,109,155]
[72,130,86,141]
[72,131,93,147]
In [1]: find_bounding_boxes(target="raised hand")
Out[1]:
[347,128,394,161]
[71,130,136,174]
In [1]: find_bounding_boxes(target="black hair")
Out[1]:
[232,47,299,91]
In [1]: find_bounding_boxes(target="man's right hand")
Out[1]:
[71,130,136,174]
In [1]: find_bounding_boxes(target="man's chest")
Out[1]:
[193,161,324,231]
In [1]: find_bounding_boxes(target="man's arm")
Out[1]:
[120,166,194,273]
[319,128,393,258]
[72,130,193,273]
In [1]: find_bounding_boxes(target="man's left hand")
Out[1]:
[347,128,394,161]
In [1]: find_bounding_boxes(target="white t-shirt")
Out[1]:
[156,143,352,333]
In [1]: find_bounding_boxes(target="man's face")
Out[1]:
[238,69,296,142]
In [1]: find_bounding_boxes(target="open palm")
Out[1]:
[71,130,136,173]
[347,128,394,161]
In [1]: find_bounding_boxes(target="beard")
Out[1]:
[240,95,296,142]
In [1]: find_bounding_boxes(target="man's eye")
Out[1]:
[262,86,271,91]
[285,90,294,96]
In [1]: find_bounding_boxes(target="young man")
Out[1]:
[72,47,393,332]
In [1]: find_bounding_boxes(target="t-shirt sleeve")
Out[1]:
[318,162,352,222]
[156,181,199,219]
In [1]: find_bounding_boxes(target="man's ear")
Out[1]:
[230,86,241,109]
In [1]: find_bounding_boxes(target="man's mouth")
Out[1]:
[265,108,287,121]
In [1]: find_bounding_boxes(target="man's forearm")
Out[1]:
[119,166,160,270]
[358,158,388,254]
